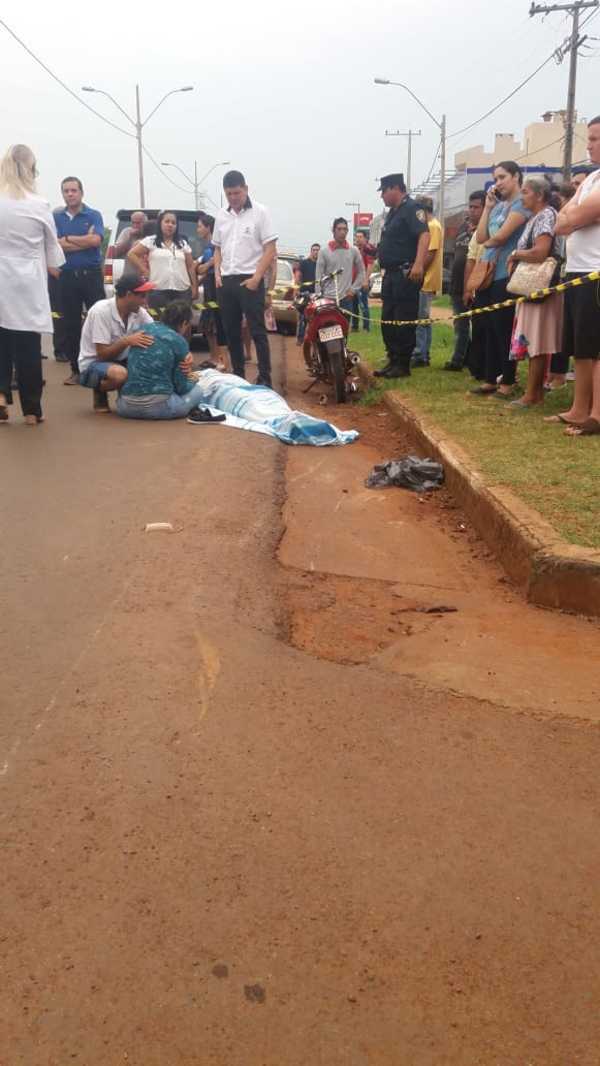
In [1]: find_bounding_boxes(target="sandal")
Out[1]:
[543,413,583,425]
[566,417,600,437]
[470,386,497,396]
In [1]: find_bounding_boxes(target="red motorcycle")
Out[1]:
[295,270,360,403]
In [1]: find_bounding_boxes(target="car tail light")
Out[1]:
[104,245,115,282]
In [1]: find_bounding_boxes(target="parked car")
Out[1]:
[271,254,300,334]
[369,271,382,298]
[103,209,206,336]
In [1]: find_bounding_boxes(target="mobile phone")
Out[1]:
[493,186,502,200]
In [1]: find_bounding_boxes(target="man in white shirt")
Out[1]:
[213,170,277,387]
[554,115,600,437]
[78,272,155,413]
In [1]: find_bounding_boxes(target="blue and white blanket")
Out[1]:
[193,369,358,446]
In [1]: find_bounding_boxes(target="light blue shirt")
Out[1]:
[482,196,530,281]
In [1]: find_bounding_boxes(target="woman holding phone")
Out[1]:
[472,161,530,397]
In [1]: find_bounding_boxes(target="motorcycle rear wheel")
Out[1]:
[330,349,346,404]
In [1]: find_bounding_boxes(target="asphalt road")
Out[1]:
[2,346,600,1065]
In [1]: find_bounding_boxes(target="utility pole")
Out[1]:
[193,161,200,211]
[439,114,446,232]
[135,84,145,209]
[529,0,598,179]
[385,129,422,190]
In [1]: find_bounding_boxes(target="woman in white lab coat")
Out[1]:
[0,144,65,424]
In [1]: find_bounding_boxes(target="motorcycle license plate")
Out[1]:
[318,325,343,342]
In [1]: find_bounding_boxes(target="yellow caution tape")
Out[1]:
[50,271,600,326]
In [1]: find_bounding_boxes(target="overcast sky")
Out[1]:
[2,1,599,251]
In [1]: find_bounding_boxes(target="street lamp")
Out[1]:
[374,77,446,233]
[162,160,230,211]
[81,84,194,208]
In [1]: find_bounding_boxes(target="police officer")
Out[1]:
[374,173,430,378]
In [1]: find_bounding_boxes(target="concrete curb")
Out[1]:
[360,368,600,617]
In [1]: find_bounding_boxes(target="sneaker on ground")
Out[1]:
[93,389,110,413]
[186,406,226,425]
[64,372,80,386]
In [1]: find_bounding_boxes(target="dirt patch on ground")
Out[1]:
[279,337,600,719]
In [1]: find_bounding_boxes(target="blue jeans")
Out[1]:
[413,291,433,360]
[79,359,121,389]
[116,380,208,420]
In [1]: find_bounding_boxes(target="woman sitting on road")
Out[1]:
[0,143,65,425]
[506,177,563,408]
[128,210,198,313]
[472,160,530,398]
[116,299,224,423]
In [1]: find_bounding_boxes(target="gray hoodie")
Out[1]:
[315,242,366,300]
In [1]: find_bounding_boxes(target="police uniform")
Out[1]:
[375,174,429,376]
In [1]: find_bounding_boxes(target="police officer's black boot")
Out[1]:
[381,362,410,378]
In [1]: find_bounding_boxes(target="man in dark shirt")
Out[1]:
[296,242,320,345]
[444,190,485,371]
[374,173,430,378]
[54,176,105,384]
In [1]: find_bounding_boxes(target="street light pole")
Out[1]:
[161,160,231,211]
[375,78,447,235]
[385,129,422,191]
[82,83,194,209]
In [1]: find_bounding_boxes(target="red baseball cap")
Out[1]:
[133,279,155,292]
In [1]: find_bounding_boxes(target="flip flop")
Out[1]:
[470,386,497,396]
[567,417,600,437]
[543,413,582,425]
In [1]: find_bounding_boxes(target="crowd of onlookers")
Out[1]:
[0,150,278,424]
[1,121,599,437]
[364,117,600,438]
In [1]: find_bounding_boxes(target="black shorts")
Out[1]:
[562,272,600,360]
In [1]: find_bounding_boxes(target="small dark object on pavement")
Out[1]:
[415,605,458,614]
[366,456,444,493]
[244,983,266,1004]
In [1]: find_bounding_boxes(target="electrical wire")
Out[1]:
[513,135,564,162]
[142,146,191,195]
[447,50,558,141]
[0,17,136,140]
[1,17,204,201]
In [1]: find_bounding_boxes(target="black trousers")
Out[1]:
[48,273,68,358]
[218,275,271,381]
[59,268,105,373]
[483,279,516,387]
[466,290,489,380]
[147,288,192,313]
[380,270,420,371]
[0,328,43,417]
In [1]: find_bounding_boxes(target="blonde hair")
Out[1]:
[0,144,37,199]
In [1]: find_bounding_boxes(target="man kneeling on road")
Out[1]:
[78,272,157,412]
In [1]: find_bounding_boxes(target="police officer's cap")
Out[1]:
[377,173,405,192]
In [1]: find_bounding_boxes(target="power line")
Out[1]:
[142,146,191,195]
[0,17,136,140]
[514,134,565,160]
[1,17,202,202]
[447,49,559,141]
